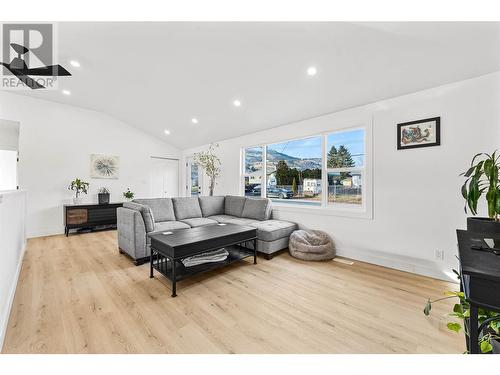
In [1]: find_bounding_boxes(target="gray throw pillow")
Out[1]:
[123,201,155,232]
[241,198,272,220]
[199,196,225,217]
[133,198,175,222]
[224,196,246,217]
[172,197,202,220]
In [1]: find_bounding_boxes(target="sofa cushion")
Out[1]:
[207,214,240,224]
[172,197,202,220]
[249,220,298,242]
[199,196,225,217]
[123,201,155,232]
[226,217,260,226]
[153,220,190,232]
[134,198,175,222]
[242,237,290,255]
[241,198,272,220]
[225,195,246,217]
[179,217,218,228]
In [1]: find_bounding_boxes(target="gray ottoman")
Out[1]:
[289,230,335,261]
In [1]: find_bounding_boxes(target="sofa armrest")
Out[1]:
[117,207,147,260]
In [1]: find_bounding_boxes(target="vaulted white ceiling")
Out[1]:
[14,22,500,149]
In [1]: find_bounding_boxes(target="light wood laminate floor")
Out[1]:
[2,230,464,353]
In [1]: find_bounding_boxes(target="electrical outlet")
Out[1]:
[435,250,445,261]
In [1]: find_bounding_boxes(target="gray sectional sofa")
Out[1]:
[117,195,297,264]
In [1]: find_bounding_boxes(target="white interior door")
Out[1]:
[150,157,179,198]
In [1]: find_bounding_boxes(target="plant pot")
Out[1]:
[467,217,500,237]
[73,197,83,205]
[492,339,500,354]
[481,327,500,354]
[98,193,110,205]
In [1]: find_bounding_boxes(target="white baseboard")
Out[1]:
[27,227,64,238]
[336,246,456,282]
[0,239,27,352]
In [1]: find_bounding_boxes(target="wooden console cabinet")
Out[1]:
[64,202,123,236]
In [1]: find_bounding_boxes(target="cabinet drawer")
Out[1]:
[88,207,117,223]
[67,209,88,224]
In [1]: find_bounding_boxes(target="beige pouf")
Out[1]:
[289,230,335,261]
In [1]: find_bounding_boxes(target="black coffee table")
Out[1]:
[148,224,257,297]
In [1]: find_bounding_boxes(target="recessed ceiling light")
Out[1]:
[233,100,241,107]
[307,66,317,76]
[62,89,71,96]
[191,118,199,124]
[164,129,171,135]
[69,60,81,68]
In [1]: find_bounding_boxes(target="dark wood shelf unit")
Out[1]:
[64,202,123,236]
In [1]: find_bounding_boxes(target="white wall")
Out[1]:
[0,119,20,151]
[183,72,500,280]
[0,119,20,191]
[0,93,180,237]
[0,190,26,350]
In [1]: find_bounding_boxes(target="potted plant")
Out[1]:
[68,178,89,204]
[424,276,500,353]
[98,187,110,205]
[194,143,221,196]
[123,188,134,201]
[461,150,500,236]
[423,152,500,353]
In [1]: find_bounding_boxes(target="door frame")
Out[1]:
[150,156,180,198]
[185,156,203,197]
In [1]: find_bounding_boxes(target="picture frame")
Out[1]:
[397,117,441,150]
[90,154,120,179]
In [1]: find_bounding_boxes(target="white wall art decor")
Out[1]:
[90,154,120,179]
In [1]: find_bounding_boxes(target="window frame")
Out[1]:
[240,121,372,219]
[185,155,203,197]
[324,126,367,211]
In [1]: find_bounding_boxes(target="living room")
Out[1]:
[1,1,500,373]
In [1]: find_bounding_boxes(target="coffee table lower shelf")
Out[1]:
[150,245,256,297]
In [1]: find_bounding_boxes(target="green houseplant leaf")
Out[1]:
[480,340,493,353]
[461,151,500,220]
[447,322,461,333]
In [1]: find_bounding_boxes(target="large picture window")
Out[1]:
[242,126,369,215]
[266,136,322,206]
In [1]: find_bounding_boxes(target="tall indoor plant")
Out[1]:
[423,150,500,353]
[461,151,500,235]
[194,143,221,196]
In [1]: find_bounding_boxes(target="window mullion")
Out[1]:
[327,167,364,173]
[262,146,267,198]
[321,134,327,207]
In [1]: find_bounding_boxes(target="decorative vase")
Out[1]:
[467,217,500,237]
[73,197,83,205]
[98,192,110,205]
